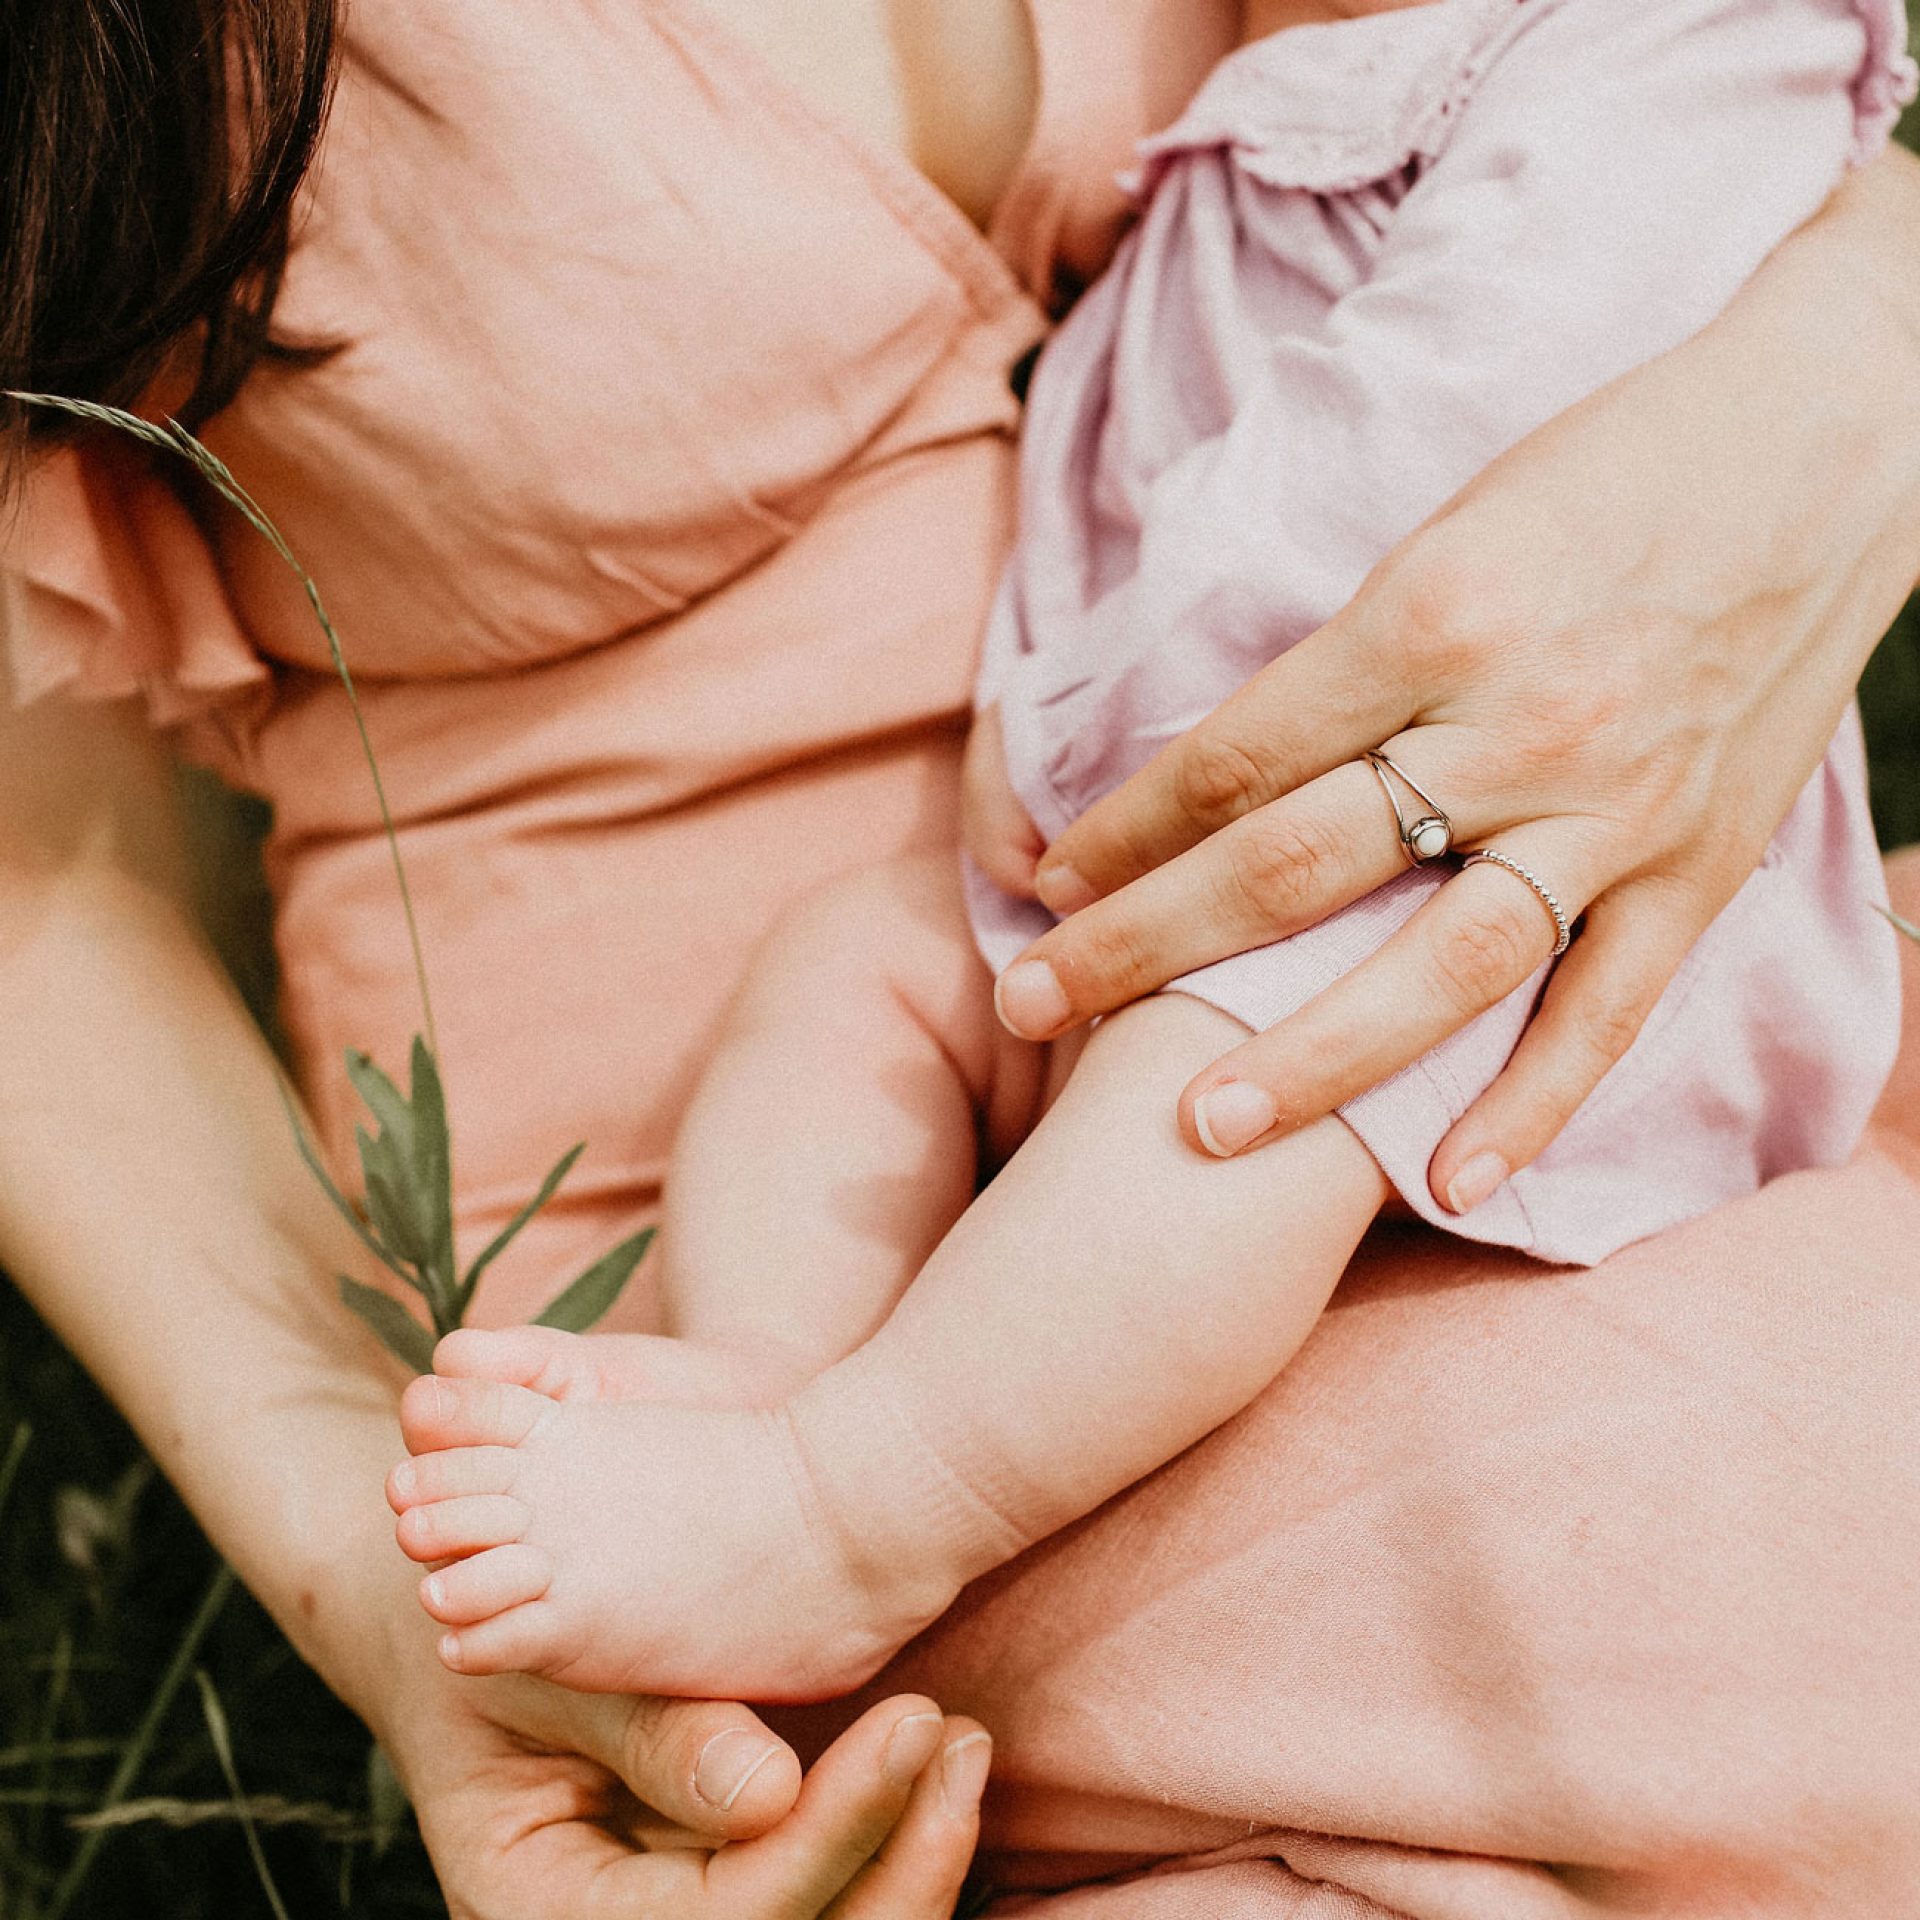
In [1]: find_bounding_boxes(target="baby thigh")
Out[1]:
[660,850,1047,1370]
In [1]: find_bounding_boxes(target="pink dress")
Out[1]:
[0,0,1228,1321]
[970,0,1914,1264]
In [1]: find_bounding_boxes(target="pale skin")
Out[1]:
[8,0,1920,1912]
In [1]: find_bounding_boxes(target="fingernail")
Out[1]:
[1445,1150,1509,1214]
[389,1459,416,1502]
[696,1728,782,1811]
[994,961,1071,1039]
[437,1632,462,1668]
[1035,862,1096,915]
[422,1573,447,1612]
[1191,1081,1278,1157]
[882,1711,945,1785]
[940,1732,993,1815]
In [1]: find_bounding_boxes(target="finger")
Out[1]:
[826,1720,989,1920]
[1177,830,1598,1155]
[1034,616,1412,911]
[1427,878,1707,1209]
[996,756,1427,1039]
[707,1695,946,1915]
[513,1688,806,1840]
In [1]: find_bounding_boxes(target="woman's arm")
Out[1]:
[0,683,987,1916]
[994,144,1920,1204]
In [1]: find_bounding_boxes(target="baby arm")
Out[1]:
[787,994,1389,1593]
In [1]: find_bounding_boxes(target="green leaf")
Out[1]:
[276,1080,417,1290]
[343,1050,416,1167]
[357,1130,427,1272]
[337,1277,437,1374]
[407,1038,457,1310]
[532,1227,655,1333]
[457,1141,586,1315]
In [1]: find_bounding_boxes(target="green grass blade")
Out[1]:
[337,1279,437,1375]
[194,1672,294,1920]
[44,1564,234,1920]
[458,1142,585,1315]
[1880,902,1920,945]
[532,1227,655,1333]
[5,392,439,1060]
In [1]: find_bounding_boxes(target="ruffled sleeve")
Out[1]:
[0,442,268,743]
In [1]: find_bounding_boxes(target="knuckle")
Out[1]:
[1431,898,1539,1014]
[1224,811,1344,928]
[1171,731,1272,827]
[1062,910,1160,1001]
[616,1696,682,1787]
[1375,538,1518,679]
[1571,988,1652,1071]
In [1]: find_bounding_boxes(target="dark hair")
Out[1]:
[1,0,337,447]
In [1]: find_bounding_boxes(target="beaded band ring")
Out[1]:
[1461,848,1573,957]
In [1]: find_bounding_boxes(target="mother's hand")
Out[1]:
[385,1665,987,1920]
[991,149,1920,1214]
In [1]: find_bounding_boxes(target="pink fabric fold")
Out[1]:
[0,444,268,747]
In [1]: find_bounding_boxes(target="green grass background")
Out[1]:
[4,192,1920,1920]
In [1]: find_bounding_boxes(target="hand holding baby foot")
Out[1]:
[390,1371,960,1701]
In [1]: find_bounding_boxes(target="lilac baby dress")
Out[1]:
[971,0,1915,1264]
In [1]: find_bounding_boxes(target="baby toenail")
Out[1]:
[438,1633,462,1667]
[423,1573,447,1611]
[390,1460,416,1501]
[695,1728,781,1811]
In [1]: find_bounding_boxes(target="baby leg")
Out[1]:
[435,853,1046,1406]
[391,991,1387,1700]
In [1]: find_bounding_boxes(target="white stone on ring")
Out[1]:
[1364,751,1456,867]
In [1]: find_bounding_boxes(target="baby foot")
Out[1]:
[387,1374,959,1701]
[432,1325,803,1409]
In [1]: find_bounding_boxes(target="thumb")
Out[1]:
[507,1681,803,1840]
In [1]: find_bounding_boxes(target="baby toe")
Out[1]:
[400,1374,553,1456]
[395,1493,530,1564]
[386,1444,521,1514]
[437,1600,567,1678]
[432,1325,583,1394]
[420,1543,552,1626]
